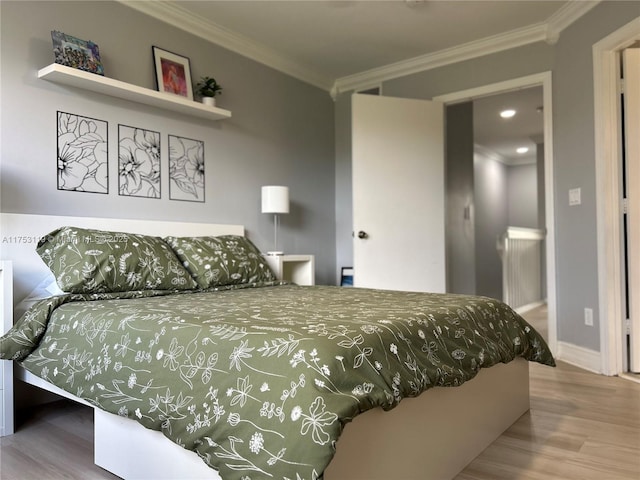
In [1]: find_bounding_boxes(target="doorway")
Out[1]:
[434,72,556,355]
[593,17,640,376]
[472,86,545,308]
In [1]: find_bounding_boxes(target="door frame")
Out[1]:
[593,17,640,376]
[434,72,556,356]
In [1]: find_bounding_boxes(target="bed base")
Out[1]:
[17,359,529,480]
[3,214,531,479]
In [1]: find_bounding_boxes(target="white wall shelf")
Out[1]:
[37,63,232,121]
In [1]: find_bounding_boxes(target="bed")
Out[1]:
[0,213,555,480]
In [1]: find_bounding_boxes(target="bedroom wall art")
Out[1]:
[118,125,161,199]
[168,134,205,202]
[57,111,108,194]
[152,46,193,100]
[51,30,104,75]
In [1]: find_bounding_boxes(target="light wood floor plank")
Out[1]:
[457,305,640,479]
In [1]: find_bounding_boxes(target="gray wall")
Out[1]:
[552,1,639,350]
[507,163,538,228]
[474,152,508,301]
[446,102,475,294]
[334,2,640,353]
[537,143,547,299]
[0,1,336,284]
[334,88,353,284]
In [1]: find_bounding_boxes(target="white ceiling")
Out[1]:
[122,0,597,163]
[474,86,543,163]
[176,0,565,81]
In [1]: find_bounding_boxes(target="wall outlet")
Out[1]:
[584,307,594,326]
[569,188,581,206]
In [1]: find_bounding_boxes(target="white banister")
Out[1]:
[498,227,545,312]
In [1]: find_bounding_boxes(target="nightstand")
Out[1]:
[0,261,14,436]
[265,255,315,286]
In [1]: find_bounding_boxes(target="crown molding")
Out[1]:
[474,144,509,165]
[474,144,536,167]
[118,0,600,98]
[332,0,600,96]
[332,23,548,96]
[545,0,601,44]
[117,0,334,92]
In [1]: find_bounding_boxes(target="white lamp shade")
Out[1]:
[261,186,289,214]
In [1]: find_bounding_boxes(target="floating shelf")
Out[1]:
[37,63,232,121]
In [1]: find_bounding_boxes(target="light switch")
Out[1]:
[569,188,581,206]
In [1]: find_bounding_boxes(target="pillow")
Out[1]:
[37,226,199,293]
[164,235,276,288]
[13,273,66,320]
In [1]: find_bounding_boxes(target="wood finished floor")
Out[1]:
[1,306,639,480]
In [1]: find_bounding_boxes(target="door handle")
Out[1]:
[357,230,368,239]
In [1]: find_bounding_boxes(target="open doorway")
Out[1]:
[473,86,547,339]
[435,72,556,354]
[593,18,640,376]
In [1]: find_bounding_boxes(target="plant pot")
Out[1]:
[202,96,216,107]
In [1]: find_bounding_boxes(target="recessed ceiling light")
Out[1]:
[500,109,516,118]
[517,147,529,154]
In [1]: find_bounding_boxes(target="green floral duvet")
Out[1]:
[0,283,554,480]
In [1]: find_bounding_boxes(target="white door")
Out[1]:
[624,48,640,372]
[352,94,445,292]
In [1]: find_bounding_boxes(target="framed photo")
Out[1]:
[152,46,194,100]
[51,31,104,75]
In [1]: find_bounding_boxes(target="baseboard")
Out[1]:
[514,300,546,315]
[556,341,601,373]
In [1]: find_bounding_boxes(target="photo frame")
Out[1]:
[152,46,194,100]
[51,31,104,75]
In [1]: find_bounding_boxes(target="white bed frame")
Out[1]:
[0,213,530,480]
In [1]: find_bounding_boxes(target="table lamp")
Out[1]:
[261,185,289,255]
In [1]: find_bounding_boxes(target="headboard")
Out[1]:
[0,213,244,305]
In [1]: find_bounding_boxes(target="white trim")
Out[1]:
[619,372,640,385]
[434,71,557,357]
[474,144,536,167]
[505,227,545,241]
[333,2,598,96]
[556,341,601,374]
[434,72,550,104]
[593,17,640,376]
[474,144,509,164]
[117,0,597,97]
[117,0,333,92]
[514,300,546,316]
[545,1,601,44]
[334,24,548,95]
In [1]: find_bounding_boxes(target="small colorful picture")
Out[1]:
[57,111,108,193]
[51,31,104,75]
[152,46,194,100]
[118,125,161,199]
[168,135,204,202]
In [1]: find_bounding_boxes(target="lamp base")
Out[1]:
[266,251,284,256]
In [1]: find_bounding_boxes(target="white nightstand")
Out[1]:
[264,255,315,286]
[0,261,14,436]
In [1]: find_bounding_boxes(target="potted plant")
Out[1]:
[195,76,222,106]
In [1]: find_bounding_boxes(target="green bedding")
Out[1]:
[0,284,554,480]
